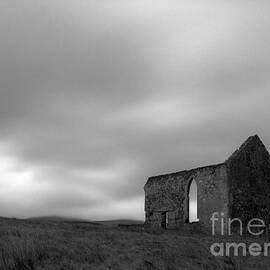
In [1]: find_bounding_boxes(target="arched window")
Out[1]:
[188,178,199,223]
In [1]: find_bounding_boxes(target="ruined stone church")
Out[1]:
[144,135,270,232]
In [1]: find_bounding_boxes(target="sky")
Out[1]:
[0,0,270,221]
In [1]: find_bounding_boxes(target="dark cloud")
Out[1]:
[0,0,270,220]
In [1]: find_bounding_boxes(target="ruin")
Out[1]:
[144,135,270,233]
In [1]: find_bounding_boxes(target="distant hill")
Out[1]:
[27,216,101,226]
[96,219,144,227]
[27,216,144,227]
[27,216,89,222]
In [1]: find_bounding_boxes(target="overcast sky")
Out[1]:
[0,0,270,220]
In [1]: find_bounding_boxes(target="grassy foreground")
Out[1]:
[0,217,269,270]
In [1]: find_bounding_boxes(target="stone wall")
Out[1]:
[144,163,229,232]
[144,135,270,234]
[227,135,270,226]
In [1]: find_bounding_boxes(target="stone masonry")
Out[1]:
[144,135,270,233]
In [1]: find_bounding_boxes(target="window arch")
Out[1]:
[187,178,199,223]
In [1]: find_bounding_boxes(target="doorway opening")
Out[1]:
[187,178,199,223]
[161,212,168,229]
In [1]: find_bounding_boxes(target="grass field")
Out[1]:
[0,217,269,270]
